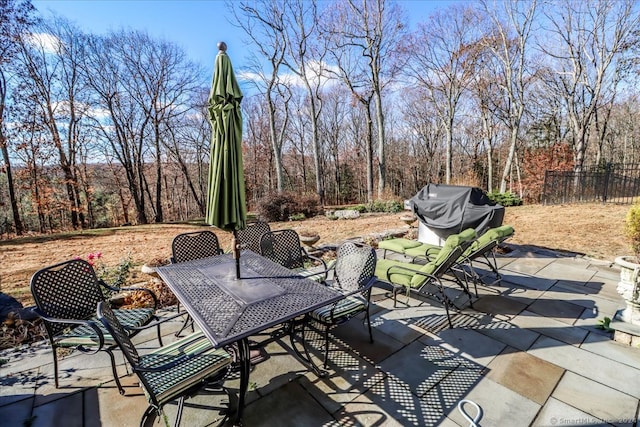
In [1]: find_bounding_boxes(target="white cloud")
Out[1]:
[27,33,61,54]
[237,60,341,91]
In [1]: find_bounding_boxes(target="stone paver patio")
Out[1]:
[2,243,639,426]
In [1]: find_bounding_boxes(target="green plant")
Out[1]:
[625,200,640,262]
[78,252,133,295]
[487,191,523,207]
[365,199,403,213]
[353,204,367,213]
[596,316,614,332]
[289,213,306,221]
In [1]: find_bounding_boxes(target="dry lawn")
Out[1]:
[0,203,629,307]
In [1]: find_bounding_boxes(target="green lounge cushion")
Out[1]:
[375,258,424,288]
[376,229,478,290]
[466,225,515,255]
[410,229,475,288]
[139,331,231,405]
[378,238,423,254]
[405,243,441,259]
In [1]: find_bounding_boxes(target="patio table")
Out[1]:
[156,250,343,425]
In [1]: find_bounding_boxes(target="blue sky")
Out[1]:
[32,0,458,71]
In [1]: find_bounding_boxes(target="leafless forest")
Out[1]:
[1,0,639,235]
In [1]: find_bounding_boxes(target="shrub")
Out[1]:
[625,200,640,261]
[487,191,523,207]
[256,193,297,222]
[295,194,321,218]
[256,192,321,222]
[365,199,403,213]
[353,204,367,213]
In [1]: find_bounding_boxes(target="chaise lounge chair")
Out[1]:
[375,229,478,327]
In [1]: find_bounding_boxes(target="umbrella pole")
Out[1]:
[233,229,241,279]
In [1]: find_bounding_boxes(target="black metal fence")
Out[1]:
[542,164,640,205]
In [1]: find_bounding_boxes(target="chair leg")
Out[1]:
[323,324,330,369]
[156,322,163,347]
[174,396,186,427]
[106,348,125,395]
[52,345,59,388]
[139,406,156,427]
[175,314,193,337]
[366,310,373,344]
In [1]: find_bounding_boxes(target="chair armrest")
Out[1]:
[123,310,187,332]
[303,250,330,281]
[386,264,421,277]
[32,308,106,352]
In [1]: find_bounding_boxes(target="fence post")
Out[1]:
[542,171,548,205]
[602,163,611,203]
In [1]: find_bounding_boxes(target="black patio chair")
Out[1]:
[236,220,271,254]
[305,242,377,368]
[97,301,232,427]
[30,258,172,394]
[171,230,223,264]
[259,229,328,282]
[171,230,224,336]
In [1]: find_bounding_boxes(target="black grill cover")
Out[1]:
[411,184,504,238]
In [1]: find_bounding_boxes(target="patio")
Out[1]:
[1,243,639,426]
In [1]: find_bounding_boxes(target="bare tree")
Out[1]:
[480,0,538,193]
[407,4,480,184]
[541,0,639,174]
[321,0,408,201]
[235,0,289,193]
[0,0,36,234]
[119,31,201,222]
[17,16,91,229]
[282,0,328,203]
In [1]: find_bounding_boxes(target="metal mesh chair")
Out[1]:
[171,230,224,336]
[306,242,377,368]
[97,302,232,427]
[171,231,223,264]
[259,229,328,282]
[30,259,164,394]
[236,220,271,254]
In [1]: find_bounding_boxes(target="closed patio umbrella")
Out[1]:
[206,42,247,278]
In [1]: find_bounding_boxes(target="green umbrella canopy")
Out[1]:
[206,45,247,232]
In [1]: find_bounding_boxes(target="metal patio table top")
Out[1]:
[156,250,343,424]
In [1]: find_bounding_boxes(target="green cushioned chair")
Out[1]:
[306,242,377,368]
[406,225,514,284]
[30,258,177,395]
[460,225,514,283]
[404,228,478,260]
[375,229,478,327]
[98,302,232,427]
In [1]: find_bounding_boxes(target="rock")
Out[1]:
[333,209,360,219]
[0,292,24,323]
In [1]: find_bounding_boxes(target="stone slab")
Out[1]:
[444,376,540,426]
[528,336,640,399]
[485,347,563,405]
[241,380,334,426]
[552,371,638,427]
[510,310,589,345]
[533,397,606,426]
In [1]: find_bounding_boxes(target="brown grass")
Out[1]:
[0,203,629,307]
